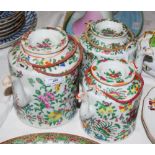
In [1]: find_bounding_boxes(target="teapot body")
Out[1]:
[80,83,142,142]
[79,60,144,142]
[8,28,82,128]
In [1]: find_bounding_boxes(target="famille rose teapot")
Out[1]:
[79,19,154,77]
[77,59,144,142]
[8,27,83,128]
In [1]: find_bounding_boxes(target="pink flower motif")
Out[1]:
[38,95,51,109]
[46,92,55,101]
[38,95,44,101]
[44,101,51,109]
[37,115,42,119]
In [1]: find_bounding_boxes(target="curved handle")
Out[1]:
[2,75,13,96]
[0,75,13,127]
[85,67,144,104]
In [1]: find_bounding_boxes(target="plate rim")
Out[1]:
[0,11,37,49]
[1,132,99,144]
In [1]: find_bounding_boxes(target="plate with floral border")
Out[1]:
[0,11,37,49]
[141,87,155,143]
[1,132,99,144]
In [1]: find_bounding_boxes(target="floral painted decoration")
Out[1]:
[1,133,98,144]
[148,98,155,110]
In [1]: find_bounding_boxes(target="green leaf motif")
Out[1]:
[35,90,41,95]
[36,78,44,85]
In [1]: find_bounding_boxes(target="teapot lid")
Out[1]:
[82,19,135,52]
[21,27,68,55]
[84,59,144,104]
[90,19,128,38]
[22,35,78,68]
[9,28,83,77]
[91,59,135,86]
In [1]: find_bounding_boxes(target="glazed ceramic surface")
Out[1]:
[0,12,19,22]
[21,27,68,55]
[1,133,98,144]
[79,59,144,142]
[79,19,137,78]
[8,27,83,128]
[139,31,155,77]
[142,87,155,143]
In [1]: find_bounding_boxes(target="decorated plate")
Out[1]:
[0,12,24,28]
[0,11,18,22]
[91,59,135,86]
[0,16,25,34]
[142,87,155,143]
[0,11,37,49]
[0,17,25,39]
[1,132,98,144]
[21,27,68,55]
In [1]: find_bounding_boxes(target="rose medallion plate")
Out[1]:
[1,132,98,144]
[142,87,155,143]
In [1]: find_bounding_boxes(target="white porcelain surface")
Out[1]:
[142,87,155,143]
[0,12,155,144]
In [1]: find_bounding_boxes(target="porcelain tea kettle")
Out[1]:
[8,27,83,128]
[78,59,144,141]
[79,19,153,75]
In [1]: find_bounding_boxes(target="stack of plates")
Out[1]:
[0,11,37,49]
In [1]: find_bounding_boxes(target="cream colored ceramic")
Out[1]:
[138,31,155,76]
[142,87,155,144]
[8,27,83,128]
[78,59,144,142]
[79,19,151,78]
